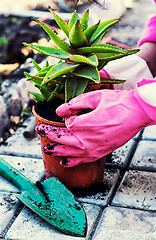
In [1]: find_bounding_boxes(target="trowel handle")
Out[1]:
[0,157,34,191]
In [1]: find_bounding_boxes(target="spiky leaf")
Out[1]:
[73,65,100,83]
[36,66,53,77]
[29,76,43,83]
[95,52,126,60]
[78,44,127,54]
[28,91,45,102]
[97,60,107,70]
[32,59,42,71]
[23,43,70,60]
[49,8,70,37]
[69,10,80,29]
[100,78,126,84]
[42,62,79,85]
[70,54,98,66]
[69,20,88,48]
[65,77,88,102]
[44,61,49,67]
[80,9,89,31]
[84,21,100,42]
[33,19,74,53]
[90,18,120,44]
[35,84,51,100]
[24,72,31,79]
[47,84,65,102]
[127,49,140,54]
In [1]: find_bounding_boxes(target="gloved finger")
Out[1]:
[56,91,103,118]
[35,123,84,148]
[42,142,87,157]
[60,156,98,167]
[99,68,110,78]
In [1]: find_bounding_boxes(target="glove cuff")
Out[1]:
[134,79,156,121]
[138,15,156,47]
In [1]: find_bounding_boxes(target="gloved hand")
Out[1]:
[36,79,156,167]
[99,54,153,90]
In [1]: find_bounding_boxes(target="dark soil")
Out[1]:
[35,99,65,122]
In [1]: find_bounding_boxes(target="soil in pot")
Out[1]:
[35,99,64,122]
[33,101,106,189]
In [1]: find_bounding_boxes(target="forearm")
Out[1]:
[137,42,156,77]
[137,14,156,77]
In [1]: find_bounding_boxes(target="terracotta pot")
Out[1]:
[32,105,105,189]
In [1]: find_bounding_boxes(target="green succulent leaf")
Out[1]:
[73,65,100,83]
[49,8,70,37]
[78,44,127,54]
[69,20,88,48]
[88,55,98,66]
[97,60,107,70]
[80,9,89,31]
[69,10,80,30]
[90,18,120,44]
[69,54,98,66]
[46,78,65,86]
[36,67,53,77]
[47,85,65,102]
[65,77,88,102]
[44,60,49,68]
[23,43,70,60]
[91,32,106,45]
[24,72,31,79]
[35,84,51,100]
[32,59,42,71]
[29,76,43,83]
[84,21,100,42]
[42,62,79,85]
[95,52,126,60]
[96,48,139,61]
[127,49,140,54]
[33,19,74,53]
[28,91,45,102]
[49,92,65,100]
[100,77,126,84]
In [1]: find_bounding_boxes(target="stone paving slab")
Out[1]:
[142,125,156,140]
[5,203,101,240]
[78,168,120,206]
[0,192,21,237]
[130,140,156,171]
[112,170,156,211]
[0,117,42,158]
[92,206,156,240]
[106,139,136,168]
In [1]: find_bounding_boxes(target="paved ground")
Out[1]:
[0,0,156,239]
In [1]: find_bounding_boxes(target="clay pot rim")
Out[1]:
[32,105,65,127]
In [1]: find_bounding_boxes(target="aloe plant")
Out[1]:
[24,8,138,103]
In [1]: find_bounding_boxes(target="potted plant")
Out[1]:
[24,7,138,188]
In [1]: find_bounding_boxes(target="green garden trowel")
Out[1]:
[0,157,87,237]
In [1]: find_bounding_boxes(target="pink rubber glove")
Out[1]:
[137,14,156,47]
[99,54,153,90]
[36,79,156,167]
